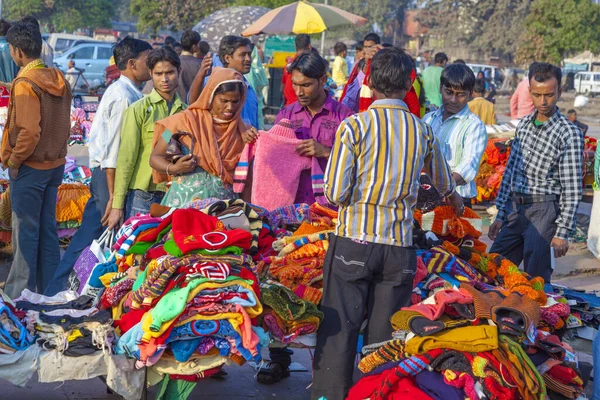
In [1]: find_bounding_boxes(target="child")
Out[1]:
[567,109,588,135]
[332,42,348,87]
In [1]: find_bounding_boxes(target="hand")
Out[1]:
[296,139,330,158]
[171,154,196,175]
[364,44,383,61]
[242,127,259,144]
[8,167,18,180]
[198,53,213,77]
[488,220,503,241]
[452,172,466,186]
[446,191,464,217]
[100,197,114,227]
[107,209,124,231]
[551,238,569,258]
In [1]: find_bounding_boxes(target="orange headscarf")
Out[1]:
[152,67,248,185]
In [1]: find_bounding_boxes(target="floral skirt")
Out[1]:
[161,168,236,208]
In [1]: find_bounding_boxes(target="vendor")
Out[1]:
[489,62,584,283]
[150,67,253,207]
[423,63,487,208]
[108,47,186,229]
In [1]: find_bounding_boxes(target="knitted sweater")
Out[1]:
[233,119,326,210]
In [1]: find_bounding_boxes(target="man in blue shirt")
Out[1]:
[0,19,18,85]
[189,36,259,129]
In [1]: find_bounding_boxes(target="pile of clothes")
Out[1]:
[16,289,113,356]
[69,107,93,145]
[346,175,592,399]
[474,138,511,203]
[82,201,271,386]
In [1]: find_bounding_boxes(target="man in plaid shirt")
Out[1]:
[488,62,584,283]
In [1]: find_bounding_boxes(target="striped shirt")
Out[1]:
[423,105,487,199]
[325,99,455,247]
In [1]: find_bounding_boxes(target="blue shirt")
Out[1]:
[423,105,487,199]
[0,37,18,83]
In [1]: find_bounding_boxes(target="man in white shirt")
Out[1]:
[45,37,152,296]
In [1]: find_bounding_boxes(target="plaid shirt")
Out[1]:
[495,109,584,240]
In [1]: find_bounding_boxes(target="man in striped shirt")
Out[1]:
[311,47,464,400]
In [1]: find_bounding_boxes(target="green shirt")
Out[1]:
[113,89,187,209]
[422,65,444,107]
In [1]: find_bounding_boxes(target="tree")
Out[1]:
[130,0,228,33]
[4,0,116,32]
[517,0,600,64]
[234,0,290,8]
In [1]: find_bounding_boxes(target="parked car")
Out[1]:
[54,42,114,92]
[574,71,600,96]
[47,33,99,54]
[467,63,503,84]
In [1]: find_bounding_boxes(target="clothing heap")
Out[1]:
[474,138,512,204]
[69,107,93,145]
[83,201,271,386]
[346,175,591,399]
[15,289,113,357]
[582,136,597,189]
[255,203,335,346]
[63,156,93,186]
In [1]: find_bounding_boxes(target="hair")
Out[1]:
[164,36,177,47]
[454,59,466,64]
[434,52,448,65]
[218,35,251,65]
[355,42,364,51]
[567,109,577,115]
[363,33,381,45]
[113,36,152,71]
[174,42,182,49]
[289,51,328,79]
[0,20,11,37]
[334,42,347,56]
[147,46,181,71]
[473,79,486,94]
[370,47,413,95]
[6,22,42,59]
[440,63,476,92]
[21,16,40,29]
[199,41,210,56]
[382,43,393,48]
[214,81,245,96]
[180,30,201,52]
[529,62,562,85]
[295,34,311,51]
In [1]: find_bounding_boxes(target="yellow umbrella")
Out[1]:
[241,0,367,36]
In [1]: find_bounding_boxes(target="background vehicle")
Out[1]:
[467,63,503,84]
[47,33,99,54]
[54,42,114,92]
[574,72,600,96]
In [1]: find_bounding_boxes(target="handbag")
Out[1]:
[68,228,115,295]
[164,131,195,163]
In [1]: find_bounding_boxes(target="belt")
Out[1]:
[512,193,558,205]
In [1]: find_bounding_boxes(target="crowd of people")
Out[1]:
[0,14,596,400]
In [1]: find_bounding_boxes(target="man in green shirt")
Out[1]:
[108,47,186,229]
[421,52,448,109]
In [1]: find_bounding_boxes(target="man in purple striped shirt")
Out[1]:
[275,51,353,205]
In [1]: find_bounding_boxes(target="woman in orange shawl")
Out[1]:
[150,67,254,207]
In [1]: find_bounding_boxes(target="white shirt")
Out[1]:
[423,105,487,199]
[88,75,144,169]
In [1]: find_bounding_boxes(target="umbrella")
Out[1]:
[193,6,271,51]
[241,0,367,37]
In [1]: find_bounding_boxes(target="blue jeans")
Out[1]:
[594,332,600,400]
[45,168,109,296]
[124,190,164,220]
[5,164,64,298]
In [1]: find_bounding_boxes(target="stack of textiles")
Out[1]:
[0,292,34,354]
[16,289,113,356]
[345,175,591,399]
[89,202,269,391]
[63,156,92,186]
[474,138,512,203]
[69,108,92,145]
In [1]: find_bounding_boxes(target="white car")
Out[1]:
[54,43,113,91]
[574,71,600,96]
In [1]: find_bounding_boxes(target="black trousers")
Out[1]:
[311,234,417,400]
[490,201,558,283]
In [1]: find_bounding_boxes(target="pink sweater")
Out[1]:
[234,119,325,210]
